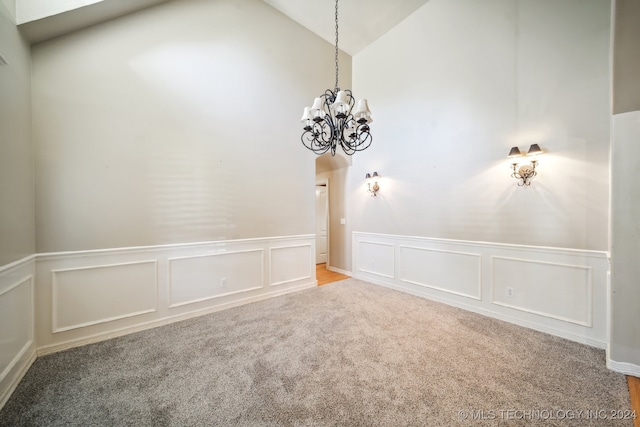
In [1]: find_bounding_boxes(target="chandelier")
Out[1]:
[300,0,373,156]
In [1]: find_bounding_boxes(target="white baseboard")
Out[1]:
[352,232,609,350]
[327,265,352,276]
[37,281,314,356]
[35,235,316,353]
[0,255,36,412]
[0,346,36,411]
[606,345,640,377]
[365,276,607,349]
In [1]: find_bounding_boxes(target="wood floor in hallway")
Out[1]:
[316,263,349,286]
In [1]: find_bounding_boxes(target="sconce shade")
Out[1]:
[508,146,522,158]
[527,144,543,155]
[364,171,380,196]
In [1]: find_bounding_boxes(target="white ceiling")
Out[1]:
[262,0,429,55]
[19,0,429,53]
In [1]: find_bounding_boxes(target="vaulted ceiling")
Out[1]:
[19,0,429,53]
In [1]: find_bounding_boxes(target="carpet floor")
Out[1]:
[0,279,633,426]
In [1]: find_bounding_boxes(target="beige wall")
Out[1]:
[347,0,610,266]
[0,1,34,266]
[32,0,348,253]
[609,0,640,370]
[612,0,640,114]
[1,0,14,21]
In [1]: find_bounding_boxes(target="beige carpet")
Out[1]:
[0,278,633,426]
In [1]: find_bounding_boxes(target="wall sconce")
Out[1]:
[365,172,380,196]
[508,144,543,186]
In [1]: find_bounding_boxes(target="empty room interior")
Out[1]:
[1,0,639,424]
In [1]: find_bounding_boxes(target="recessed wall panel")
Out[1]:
[169,250,264,306]
[358,241,394,278]
[270,245,311,286]
[52,261,157,332]
[492,257,592,326]
[399,246,481,299]
[0,276,33,381]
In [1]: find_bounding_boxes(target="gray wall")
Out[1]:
[0,2,34,267]
[612,0,640,114]
[31,0,348,253]
[609,0,640,369]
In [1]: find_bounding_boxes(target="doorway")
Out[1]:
[315,179,329,265]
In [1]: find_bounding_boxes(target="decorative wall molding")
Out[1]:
[352,232,609,350]
[168,249,264,307]
[491,256,592,327]
[399,245,482,300]
[356,241,395,278]
[0,256,36,411]
[36,281,313,357]
[34,235,316,354]
[269,244,313,286]
[51,260,158,333]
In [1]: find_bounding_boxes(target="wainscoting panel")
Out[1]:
[0,256,36,411]
[52,261,158,333]
[269,244,312,286]
[357,241,395,278]
[492,257,592,326]
[169,250,264,307]
[353,232,609,349]
[399,246,481,300]
[34,235,315,355]
[0,276,34,373]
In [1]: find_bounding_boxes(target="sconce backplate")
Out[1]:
[518,164,535,178]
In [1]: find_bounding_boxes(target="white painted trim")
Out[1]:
[0,340,33,386]
[353,232,609,260]
[167,249,265,307]
[365,276,607,349]
[37,235,315,261]
[357,240,395,278]
[0,275,35,383]
[352,232,609,350]
[0,347,36,411]
[327,266,352,276]
[36,282,315,357]
[0,254,36,275]
[606,355,640,377]
[268,244,313,286]
[0,275,33,298]
[168,286,264,309]
[398,245,482,300]
[490,256,593,327]
[51,260,159,333]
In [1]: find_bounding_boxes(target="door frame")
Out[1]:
[315,178,330,266]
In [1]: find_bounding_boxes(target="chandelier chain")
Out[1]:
[334,0,339,91]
